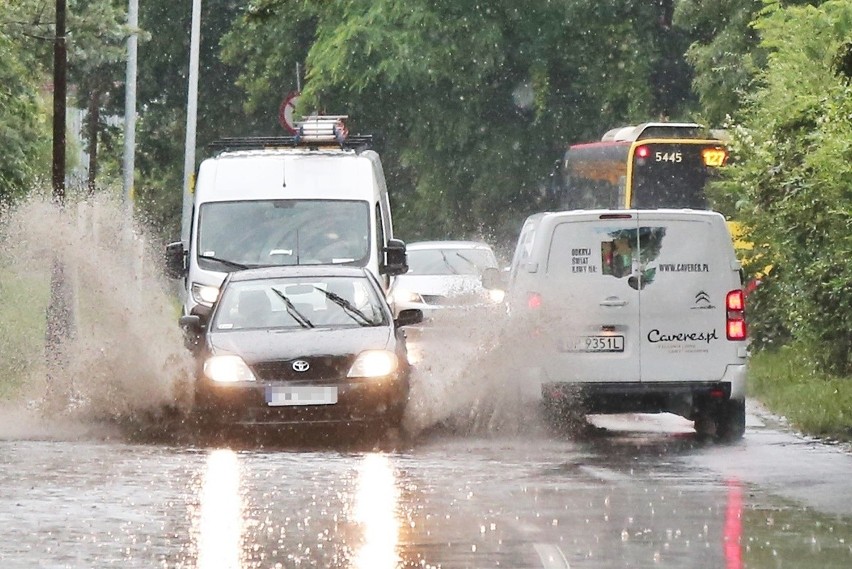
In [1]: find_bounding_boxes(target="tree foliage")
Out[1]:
[721,0,852,374]
[133,0,263,240]
[674,0,765,125]
[221,0,698,244]
[0,0,129,204]
[0,3,52,204]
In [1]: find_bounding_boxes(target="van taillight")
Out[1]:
[527,292,542,310]
[726,290,744,312]
[726,290,747,341]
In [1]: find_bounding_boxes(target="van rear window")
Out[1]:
[547,223,668,290]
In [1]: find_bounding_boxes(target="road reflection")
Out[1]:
[352,453,401,569]
[194,449,244,569]
[724,479,744,569]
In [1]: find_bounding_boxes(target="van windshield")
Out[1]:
[197,199,370,269]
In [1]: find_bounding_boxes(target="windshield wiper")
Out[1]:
[452,251,482,273]
[313,286,373,326]
[270,288,314,328]
[198,254,252,271]
[438,250,459,274]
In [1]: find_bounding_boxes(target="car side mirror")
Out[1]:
[481,267,504,290]
[165,241,186,279]
[382,238,408,276]
[395,308,423,328]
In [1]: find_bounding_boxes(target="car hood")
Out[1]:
[208,326,394,364]
[394,274,483,296]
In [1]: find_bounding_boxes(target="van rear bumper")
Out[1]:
[542,365,746,417]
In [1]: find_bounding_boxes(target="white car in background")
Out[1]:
[389,240,504,319]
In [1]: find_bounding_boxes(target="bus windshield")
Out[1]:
[630,142,725,209]
[197,199,370,269]
[557,136,727,210]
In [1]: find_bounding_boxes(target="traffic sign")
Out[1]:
[278,91,300,133]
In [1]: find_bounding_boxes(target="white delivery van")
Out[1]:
[504,209,748,439]
[166,116,407,317]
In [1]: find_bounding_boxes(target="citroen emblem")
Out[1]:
[292,360,310,372]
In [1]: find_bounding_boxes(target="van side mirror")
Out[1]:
[179,314,205,331]
[179,313,207,353]
[382,238,408,276]
[165,241,186,279]
[190,303,213,323]
[395,308,423,328]
[481,267,504,290]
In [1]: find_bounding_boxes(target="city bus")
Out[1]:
[553,122,729,210]
[550,122,763,291]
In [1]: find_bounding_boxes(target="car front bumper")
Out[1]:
[194,375,409,426]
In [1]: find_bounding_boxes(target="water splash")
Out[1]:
[0,194,195,439]
[403,304,549,438]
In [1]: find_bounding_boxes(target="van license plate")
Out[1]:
[266,386,338,406]
[564,335,624,352]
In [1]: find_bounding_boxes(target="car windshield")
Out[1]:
[406,247,497,276]
[197,199,370,269]
[212,275,387,330]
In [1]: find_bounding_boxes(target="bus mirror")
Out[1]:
[165,241,186,279]
[383,239,408,276]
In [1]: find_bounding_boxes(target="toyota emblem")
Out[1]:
[292,360,310,372]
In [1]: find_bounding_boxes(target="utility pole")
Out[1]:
[181,0,202,246]
[51,0,66,204]
[123,0,139,215]
[46,0,73,405]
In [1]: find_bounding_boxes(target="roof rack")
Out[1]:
[208,115,373,153]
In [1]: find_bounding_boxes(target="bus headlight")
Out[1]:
[347,350,399,378]
[204,355,257,383]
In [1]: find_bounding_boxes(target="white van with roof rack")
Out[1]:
[499,209,748,439]
[166,116,407,318]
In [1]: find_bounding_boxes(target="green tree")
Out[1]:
[66,0,129,195]
[0,3,52,204]
[0,0,130,204]
[674,0,765,125]
[721,0,852,374]
[133,0,264,241]
[221,0,698,244]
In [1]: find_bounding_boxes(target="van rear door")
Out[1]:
[540,212,641,383]
[635,211,737,383]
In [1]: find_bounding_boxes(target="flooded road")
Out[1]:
[1,199,850,568]
[1,406,850,569]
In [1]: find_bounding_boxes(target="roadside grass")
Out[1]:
[749,345,852,442]
[0,270,50,399]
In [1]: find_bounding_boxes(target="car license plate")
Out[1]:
[266,386,338,406]
[563,335,624,352]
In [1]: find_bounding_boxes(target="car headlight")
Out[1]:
[347,350,399,378]
[487,288,505,303]
[191,283,220,306]
[391,288,423,305]
[204,355,257,383]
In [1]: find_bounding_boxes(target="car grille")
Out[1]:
[251,355,355,383]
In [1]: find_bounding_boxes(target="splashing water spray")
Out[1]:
[0,194,195,440]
